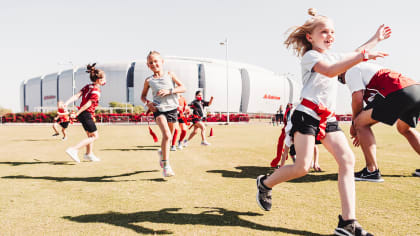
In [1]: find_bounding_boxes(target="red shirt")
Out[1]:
[364,69,418,104]
[57,108,70,123]
[79,84,101,116]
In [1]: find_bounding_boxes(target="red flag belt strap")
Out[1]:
[300,99,334,140]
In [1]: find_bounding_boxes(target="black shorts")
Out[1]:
[365,85,420,127]
[177,114,185,124]
[153,109,177,123]
[290,110,342,138]
[77,111,97,133]
[59,122,69,129]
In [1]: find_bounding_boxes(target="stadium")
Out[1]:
[20,56,352,114]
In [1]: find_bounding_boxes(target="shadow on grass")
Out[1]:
[101,145,160,152]
[142,178,168,182]
[13,139,57,142]
[207,166,274,179]
[2,170,158,183]
[63,207,330,235]
[207,166,338,183]
[0,160,75,166]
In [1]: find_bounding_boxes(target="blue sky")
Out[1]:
[1,0,419,112]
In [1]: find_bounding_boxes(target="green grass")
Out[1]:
[0,123,419,235]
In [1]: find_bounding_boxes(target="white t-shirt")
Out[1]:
[295,50,344,121]
[345,62,385,94]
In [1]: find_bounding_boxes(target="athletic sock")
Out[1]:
[179,130,187,142]
[172,129,178,146]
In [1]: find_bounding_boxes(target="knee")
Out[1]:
[339,153,356,170]
[294,163,311,177]
[396,122,411,136]
[162,131,171,141]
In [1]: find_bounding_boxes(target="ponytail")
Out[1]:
[86,63,105,82]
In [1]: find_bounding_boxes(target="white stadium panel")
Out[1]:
[133,61,153,106]
[246,69,290,114]
[163,59,199,102]
[42,73,58,108]
[98,63,130,107]
[25,76,42,112]
[203,62,242,113]
[336,82,352,115]
[74,66,91,97]
[20,81,26,112]
[58,69,74,102]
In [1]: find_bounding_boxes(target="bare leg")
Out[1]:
[155,115,172,161]
[62,127,67,139]
[52,123,59,134]
[322,131,356,220]
[71,131,98,152]
[187,124,199,141]
[396,119,420,155]
[279,145,290,168]
[313,145,321,171]
[353,109,379,172]
[264,132,315,188]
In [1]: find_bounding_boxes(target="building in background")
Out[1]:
[20,56,351,114]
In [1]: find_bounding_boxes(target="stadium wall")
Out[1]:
[20,57,324,114]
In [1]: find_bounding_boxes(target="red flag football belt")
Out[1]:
[300,99,334,140]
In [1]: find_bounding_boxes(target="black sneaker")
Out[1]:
[414,169,420,177]
[52,133,59,136]
[354,167,384,183]
[256,175,272,211]
[334,215,373,236]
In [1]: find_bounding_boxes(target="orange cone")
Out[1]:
[209,127,214,137]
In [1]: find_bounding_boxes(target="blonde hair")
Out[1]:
[284,8,330,57]
[147,50,161,60]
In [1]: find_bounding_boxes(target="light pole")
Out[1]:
[58,61,75,106]
[219,38,229,124]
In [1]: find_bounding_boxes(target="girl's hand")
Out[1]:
[376,24,392,41]
[157,89,170,97]
[367,51,389,60]
[147,102,158,112]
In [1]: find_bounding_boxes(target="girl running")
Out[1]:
[141,51,186,177]
[184,90,213,146]
[52,101,70,141]
[256,8,390,236]
[64,63,106,163]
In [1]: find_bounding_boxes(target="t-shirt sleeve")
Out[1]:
[89,89,101,103]
[345,67,365,94]
[301,50,323,72]
[203,101,210,107]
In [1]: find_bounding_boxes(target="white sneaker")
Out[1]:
[157,149,163,168]
[183,140,189,147]
[177,141,183,150]
[201,141,211,146]
[65,148,80,163]
[170,145,177,151]
[62,137,67,141]
[163,164,175,177]
[84,153,100,162]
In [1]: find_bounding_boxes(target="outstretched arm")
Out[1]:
[208,96,214,106]
[313,51,388,77]
[64,91,82,107]
[356,24,391,52]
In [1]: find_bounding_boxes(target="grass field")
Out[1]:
[0,123,419,235]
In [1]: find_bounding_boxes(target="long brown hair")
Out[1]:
[86,63,105,82]
[284,8,330,57]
